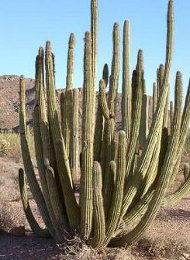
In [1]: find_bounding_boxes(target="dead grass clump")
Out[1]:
[132,237,190,259]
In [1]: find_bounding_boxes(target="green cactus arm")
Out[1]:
[157,64,165,98]
[100,79,110,120]
[91,0,98,89]
[121,0,174,219]
[104,131,126,246]
[19,76,55,237]
[112,188,154,241]
[54,139,80,228]
[152,82,157,115]
[163,174,190,206]
[90,161,105,248]
[115,67,183,248]
[108,23,120,117]
[94,82,104,161]
[33,106,62,236]
[102,118,115,218]
[121,20,131,138]
[18,168,50,238]
[125,50,143,180]
[66,33,75,90]
[80,31,94,240]
[37,48,65,206]
[102,64,109,87]
[176,79,190,157]
[71,88,80,181]
[60,89,73,159]
[168,78,190,186]
[61,34,75,161]
[170,100,174,130]
[139,94,149,149]
[45,42,80,229]
[45,165,69,237]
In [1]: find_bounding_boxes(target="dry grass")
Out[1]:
[0,132,35,162]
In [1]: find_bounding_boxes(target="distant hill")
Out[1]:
[0,75,35,130]
[0,75,154,132]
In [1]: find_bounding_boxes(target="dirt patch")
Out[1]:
[0,157,190,259]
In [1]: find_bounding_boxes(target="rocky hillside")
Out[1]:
[0,75,35,130]
[0,75,153,132]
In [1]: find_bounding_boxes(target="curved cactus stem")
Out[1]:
[45,42,80,229]
[90,161,105,248]
[54,139,80,228]
[163,165,190,206]
[116,65,182,249]
[121,0,174,220]
[112,188,154,241]
[18,168,50,238]
[122,20,131,138]
[104,131,126,246]
[176,79,190,158]
[45,165,69,239]
[125,50,144,181]
[19,76,55,237]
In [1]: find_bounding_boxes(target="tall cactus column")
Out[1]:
[80,32,95,240]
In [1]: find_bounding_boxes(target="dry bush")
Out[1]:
[0,132,35,162]
[132,237,190,260]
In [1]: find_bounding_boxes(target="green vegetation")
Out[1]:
[18,0,190,249]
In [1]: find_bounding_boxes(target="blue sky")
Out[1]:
[0,0,190,97]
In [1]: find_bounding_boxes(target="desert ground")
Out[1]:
[0,136,190,260]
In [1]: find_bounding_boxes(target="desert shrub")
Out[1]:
[0,132,34,162]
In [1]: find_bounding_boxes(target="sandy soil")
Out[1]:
[0,157,190,260]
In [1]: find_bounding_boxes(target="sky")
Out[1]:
[0,0,190,98]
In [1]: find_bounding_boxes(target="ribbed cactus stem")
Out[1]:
[157,64,165,98]
[45,41,80,229]
[102,64,109,87]
[121,0,174,220]
[104,131,126,245]
[80,31,94,240]
[18,168,50,238]
[163,164,190,206]
[19,76,55,237]
[91,161,105,248]
[152,82,157,115]
[71,88,80,181]
[66,33,75,90]
[108,23,120,117]
[100,79,110,120]
[125,50,144,180]
[139,94,149,149]
[91,0,98,89]
[122,20,131,138]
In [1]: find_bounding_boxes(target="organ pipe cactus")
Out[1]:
[19,0,190,249]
